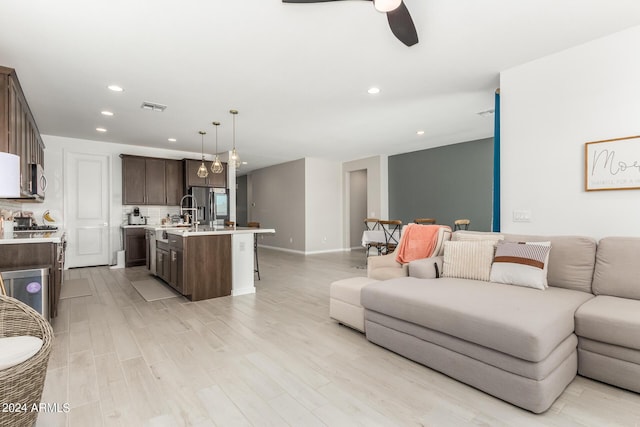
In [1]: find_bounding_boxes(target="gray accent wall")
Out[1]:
[235,174,248,226]
[247,158,306,252]
[388,138,494,231]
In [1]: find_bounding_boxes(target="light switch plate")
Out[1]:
[513,209,532,222]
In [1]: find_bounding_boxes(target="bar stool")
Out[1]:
[454,219,470,231]
[379,219,403,254]
[414,218,436,225]
[247,221,261,280]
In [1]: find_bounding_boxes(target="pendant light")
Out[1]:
[229,109,241,169]
[211,121,224,174]
[197,130,209,178]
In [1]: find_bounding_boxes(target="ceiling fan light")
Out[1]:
[374,0,401,13]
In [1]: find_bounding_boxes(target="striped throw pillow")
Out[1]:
[490,241,551,290]
[442,240,496,281]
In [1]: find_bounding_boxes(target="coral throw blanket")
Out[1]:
[395,224,445,264]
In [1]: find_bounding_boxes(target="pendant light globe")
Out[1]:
[197,130,209,178]
[211,121,224,174]
[229,109,241,169]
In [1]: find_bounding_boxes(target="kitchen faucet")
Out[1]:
[179,195,198,228]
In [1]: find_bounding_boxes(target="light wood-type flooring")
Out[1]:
[37,249,640,426]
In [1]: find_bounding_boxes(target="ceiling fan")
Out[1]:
[282,0,419,47]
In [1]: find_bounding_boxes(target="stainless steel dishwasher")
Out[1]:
[1,268,49,320]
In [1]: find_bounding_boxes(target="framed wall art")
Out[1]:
[585,135,640,191]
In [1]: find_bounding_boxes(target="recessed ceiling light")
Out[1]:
[107,85,124,92]
[368,87,380,95]
[168,138,177,142]
[96,127,107,132]
[416,130,425,135]
[241,161,248,165]
[101,111,114,116]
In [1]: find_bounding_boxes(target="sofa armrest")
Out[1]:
[408,256,444,279]
[367,253,404,278]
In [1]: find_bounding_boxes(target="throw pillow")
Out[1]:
[490,241,551,290]
[442,240,496,281]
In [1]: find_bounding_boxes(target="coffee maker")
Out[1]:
[127,207,147,225]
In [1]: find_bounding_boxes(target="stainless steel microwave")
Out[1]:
[30,163,47,198]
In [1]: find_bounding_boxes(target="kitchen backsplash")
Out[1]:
[0,200,23,219]
[121,205,182,225]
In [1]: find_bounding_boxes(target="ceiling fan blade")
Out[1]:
[386,1,418,46]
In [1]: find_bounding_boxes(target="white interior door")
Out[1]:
[65,152,110,268]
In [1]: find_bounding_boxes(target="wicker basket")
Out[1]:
[0,295,54,427]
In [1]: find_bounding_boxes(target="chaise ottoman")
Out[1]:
[330,276,379,332]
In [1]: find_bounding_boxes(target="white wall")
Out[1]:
[41,134,234,264]
[305,158,342,253]
[349,169,367,248]
[500,25,640,239]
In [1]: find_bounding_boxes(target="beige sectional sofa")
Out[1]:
[354,231,640,413]
[575,236,640,394]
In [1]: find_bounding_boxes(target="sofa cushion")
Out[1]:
[0,336,43,370]
[442,240,495,281]
[592,236,640,300]
[575,295,640,350]
[503,234,596,293]
[455,232,596,293]
[361,276,593,362]
[490,241,551,290]
[409,256,443,279]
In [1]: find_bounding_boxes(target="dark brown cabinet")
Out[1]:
[121,155,184,206]
[124,227,146,267]
[184,159,227,189]
[0,242,61,319]
[145,158,166,205]
[154,233,231,301]
[0,66,45,199]
[165,159,184,206]
[168,234,183,293]
[156,241,170,283]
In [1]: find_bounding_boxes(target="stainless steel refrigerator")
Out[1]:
[189,187,229,226]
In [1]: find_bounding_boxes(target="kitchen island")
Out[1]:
[156,226,274,301]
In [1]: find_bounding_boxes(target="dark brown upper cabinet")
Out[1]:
[121,155,184,206]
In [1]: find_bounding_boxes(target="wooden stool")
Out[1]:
[414,218,436,225]
[247,221,261,280]
[454,219,470,231]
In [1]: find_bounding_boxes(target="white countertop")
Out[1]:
[167,226,275,237]
[144,224,192,231]
[0,230,66,244]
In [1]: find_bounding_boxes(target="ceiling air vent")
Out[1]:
[141,101,167,112]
